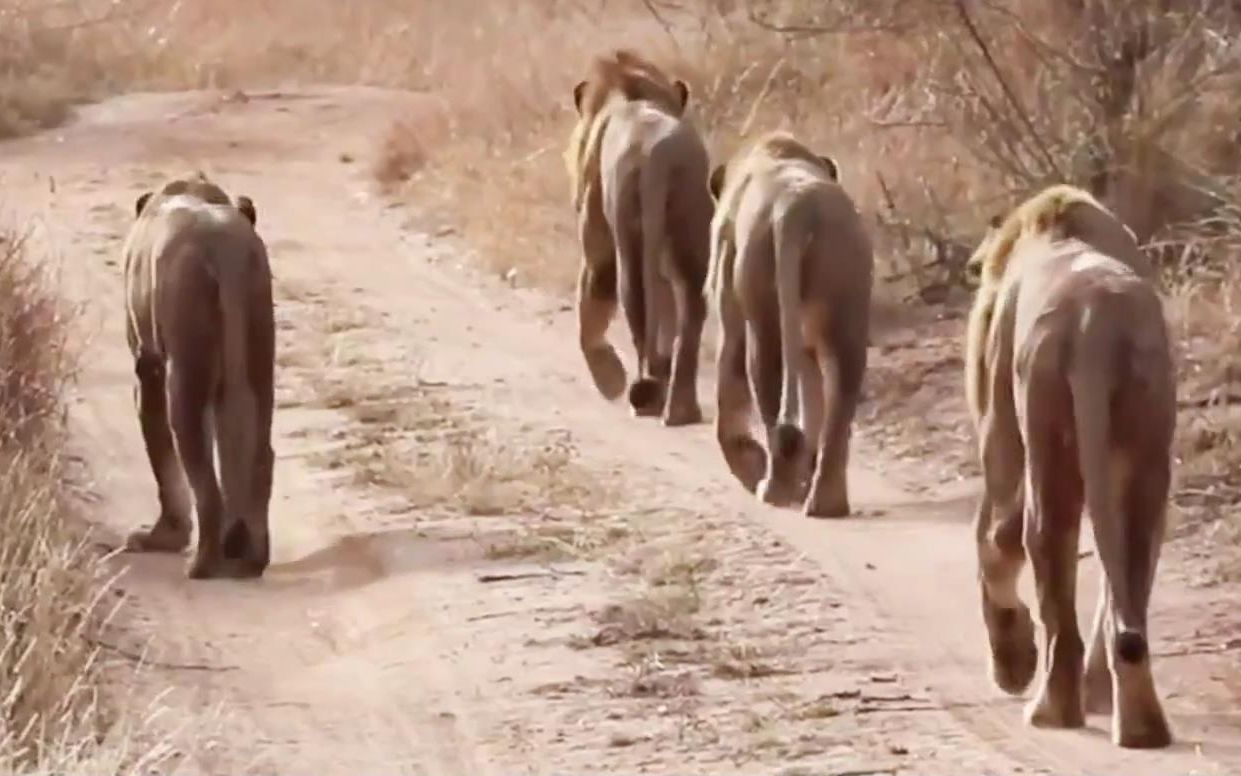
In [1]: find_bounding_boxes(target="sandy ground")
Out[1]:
[1,86,1239,775]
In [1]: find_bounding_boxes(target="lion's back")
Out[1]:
[124,198,267,347]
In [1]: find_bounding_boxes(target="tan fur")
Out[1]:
[964,184,1151,424]
[707,131,872,517]
[965,183,1175,749]
[122,172,276,580]
[565,50,712,426]
[564,49,687,212]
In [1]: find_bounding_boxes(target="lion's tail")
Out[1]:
[771,194,814,456]
[213,247,263,559]
[1070,305,1154,664]
[628,135,672,409]
[705,216,726,307]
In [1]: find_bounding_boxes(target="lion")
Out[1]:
[964,182,1175,748]
[963,184,1153,423]
[706,131,873,517]
[564,49,712,426]
[122,172,276,580]
[564,49,687,212]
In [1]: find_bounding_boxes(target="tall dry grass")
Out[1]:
[0,223,115,772]
[4,1,1238,284]
[0,223,185,776]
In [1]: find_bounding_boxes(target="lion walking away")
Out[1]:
[122,172,276,580]
[706,131,873,518]
[964,183,1175,749]
[563,49,713,427]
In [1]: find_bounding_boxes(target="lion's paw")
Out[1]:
[663,402,703,427]
[125,521,190,553]
[1025,689,1085,730]
[584,346,627,401]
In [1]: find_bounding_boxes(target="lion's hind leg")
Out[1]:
[803,317,864,518]
[615,219,665,418]
[655,274,703,427]
[976,487,1036,695]
[1084,584,1112,714]
[126,350,193,554]
[661,273,705,427]
[168,359,226,580]
[972,287,1036,695]
[215,383,268,578]
[162,281,227,580]
[1097,445,1173,748]
[975,401,1036,695]
[1020,364,1087,730]
[1074,312,1173,748]
[662,189,710,428]
[576,187,627,402]
[794,345,825,503]
[715,287,765,493]
[663,271,705,430]
[751,311,802,508]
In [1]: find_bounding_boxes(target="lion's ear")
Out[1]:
[134,191,153,218]
[709,164,727,200]
[572,81,588,114]
[674,79,690,110]
[235,195,256,226]
[817,154,839,181]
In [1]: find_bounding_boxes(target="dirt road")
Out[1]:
[2,87,1238,775]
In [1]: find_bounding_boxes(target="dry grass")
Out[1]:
[0,224,128,772]
[580,548,714,648]
[610,651,701,699]
[0,223,93,767]
[709,643,789,680]
[303,367,618,522]
[281,273,630,568]
[791,697,843,722]
[586,586,708,646]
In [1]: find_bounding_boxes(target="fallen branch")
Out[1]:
[745,4,911,36]
[475,569,587,583]
[1178,391,1241,409]
[856,704,939,715]
[87,637,239,672]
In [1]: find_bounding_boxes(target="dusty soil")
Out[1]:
[1,86,1239,775]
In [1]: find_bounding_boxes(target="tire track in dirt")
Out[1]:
[2,86,1238,775]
